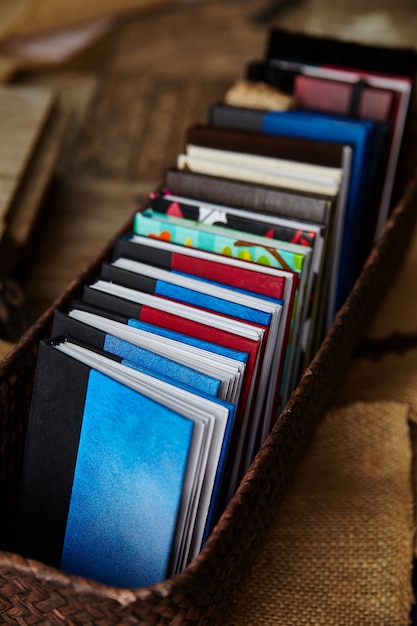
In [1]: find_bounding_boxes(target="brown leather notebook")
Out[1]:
[164,167,339,336]
[186,124,346,168]
[164,168,332,224]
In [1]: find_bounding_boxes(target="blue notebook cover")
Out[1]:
[103,334,221,397]
[154,281,272,326]
[16,343,195,588]
[210,105,376,309]
[60,369,194,588]
[63,340,237,572]
[126,317,249,365]
[51,311,222,398]
[101,262,272,327]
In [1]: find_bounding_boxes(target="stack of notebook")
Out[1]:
[14,30,417,590]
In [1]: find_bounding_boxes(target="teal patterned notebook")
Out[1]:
[133,209,313,395]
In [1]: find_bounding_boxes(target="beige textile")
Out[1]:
[335,348,417,558]
[335,349,417,417]
[226,203,417,620]
[226,401,414,626]
[0,339,13,359]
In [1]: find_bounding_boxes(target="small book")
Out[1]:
[266,28,417,78]
[294,74,394,122]
[52,310,223,398]
[177,145,342,198]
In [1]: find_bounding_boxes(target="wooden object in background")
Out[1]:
[0,85,64,277]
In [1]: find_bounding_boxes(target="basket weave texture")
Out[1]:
[0,171,417,624]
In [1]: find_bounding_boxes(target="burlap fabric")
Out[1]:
[335,209,417,558]
[0,339,14,360]
[226,401,414,625]
[336,350,417,414]
[225,215,417,625]
[335,349,417,559]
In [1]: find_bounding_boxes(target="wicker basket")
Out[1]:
[1,161,417,623]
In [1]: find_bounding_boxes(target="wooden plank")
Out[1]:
[5,107,68,247]
[132,78,232,180]
[14,73,101,177]
[0,86,54,178]
[0,86,55,233]
[23,178,151,324]
[70,75,155,180]
[108,2,265,79]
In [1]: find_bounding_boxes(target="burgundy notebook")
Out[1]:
[294,74,394,122]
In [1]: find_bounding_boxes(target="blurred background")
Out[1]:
[0,0,416,349]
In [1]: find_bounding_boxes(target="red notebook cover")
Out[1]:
[294,74,394,122]
[113,236,296,419]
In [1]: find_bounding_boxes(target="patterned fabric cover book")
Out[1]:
[132,209,312,393]
[148,193,321,248]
